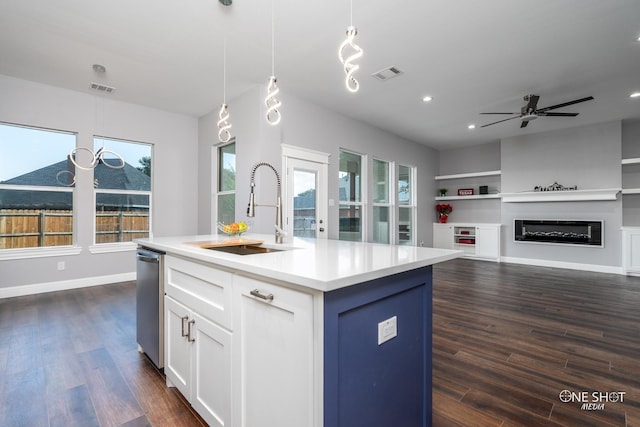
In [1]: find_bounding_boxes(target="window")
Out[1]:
[339,150,364,241]
[398,164,416,245]
[94,137,152,244]
[217,141,236,225]
[0,123,76,249]
[372,159,392,244]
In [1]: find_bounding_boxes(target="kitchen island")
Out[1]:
[136,234,462,427]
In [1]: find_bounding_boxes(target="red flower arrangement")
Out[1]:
[435,204,453,214]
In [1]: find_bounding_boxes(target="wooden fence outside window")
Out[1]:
[0,209,149,249]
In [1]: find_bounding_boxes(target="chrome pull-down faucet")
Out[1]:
[247,162,284,244]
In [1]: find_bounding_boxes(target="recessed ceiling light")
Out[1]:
[422,95,433,103]
[630,92,640,98]
[467,124,476,129]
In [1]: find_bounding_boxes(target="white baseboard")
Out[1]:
[0,272,136,299]
[501,256,624,275]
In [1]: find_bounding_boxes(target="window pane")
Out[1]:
[398,207,413,245]
[293,169,317,238]
[0,189,73,249]
[373,159,389,203]
[398,165,412,205]
[219,143,236,192]
[373,206,390,244]
[94,137,151,191]
[95,193,149,243]
[217,193,235,225]
[339,204,361,241]
[0,123,76,187]
[339,151,362,202]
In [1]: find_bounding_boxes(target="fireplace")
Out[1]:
[514,219,603,246]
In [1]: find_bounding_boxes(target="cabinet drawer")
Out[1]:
[165,255,233,330]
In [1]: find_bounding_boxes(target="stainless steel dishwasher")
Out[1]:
[136,247,165,369]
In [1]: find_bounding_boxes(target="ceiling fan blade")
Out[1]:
[539,112,579,117]
[480,116,519,128]
[520,120,530,128]
[537,96,594,112]
[480,112,519,115]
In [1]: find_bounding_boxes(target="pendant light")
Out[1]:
[338,0,363,93]
[217,36,233,143]
[265,0,282,125]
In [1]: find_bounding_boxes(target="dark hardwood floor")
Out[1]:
[0,282,204,427]
[433,259,640,427]
[1,260,639,426]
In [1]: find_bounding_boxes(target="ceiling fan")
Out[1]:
[480,94,594,128]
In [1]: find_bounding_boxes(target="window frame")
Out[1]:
[90,136,153,251]
[372,158,394,244]
[338,148,367,242]
[397,164,417,246]
[0,122,81,259]
[215,139,236,231]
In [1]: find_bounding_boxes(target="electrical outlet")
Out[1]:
[377,316,397,345]
[57,261,65,271]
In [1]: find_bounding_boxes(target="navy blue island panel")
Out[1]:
[324,266,433,427]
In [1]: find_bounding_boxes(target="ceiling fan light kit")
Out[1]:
[480,94,594,129]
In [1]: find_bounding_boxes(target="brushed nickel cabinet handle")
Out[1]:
[181,316,189,337]
[250,289,274,301]
[187,320,196,342]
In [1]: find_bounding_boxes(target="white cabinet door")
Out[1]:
[433,223,454,249]
[475,225,500,259]
[233,276,316,427]
[165,296,191,399]
[623,228,640,274]
[191,312,232,427]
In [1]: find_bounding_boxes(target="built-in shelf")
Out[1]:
[435,194,501,201]
[501,188,620,203]
[434,170,501,180]
[622,158,640,165]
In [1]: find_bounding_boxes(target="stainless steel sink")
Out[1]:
[202,244,285,255]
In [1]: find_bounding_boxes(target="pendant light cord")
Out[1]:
[271,0,275,75]
[223,35,227,103]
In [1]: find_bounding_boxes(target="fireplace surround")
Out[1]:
[514,219,603,247]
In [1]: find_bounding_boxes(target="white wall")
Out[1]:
[198,85,439,245]
[501,121,622,269]
[0,75,198,293]
[437,142,501,223]
[622,119,640,226]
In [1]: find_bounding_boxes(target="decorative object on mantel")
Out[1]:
[533,181,578,192]
[338,0,363,93]
[438,188,448,197]
[457,188,474,196]
[436,203,453,223]
[265,0,282,125]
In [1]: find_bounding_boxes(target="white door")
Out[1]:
[191,312,232,427]
[233,275,316,427]
[284,154,328,239]
[164,296,191,400]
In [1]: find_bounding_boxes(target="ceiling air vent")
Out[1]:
[89,82,116,93]
[371,66,404,81]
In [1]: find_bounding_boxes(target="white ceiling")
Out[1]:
[1,0,639,150]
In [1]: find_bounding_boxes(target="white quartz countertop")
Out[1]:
[135,234,463,292]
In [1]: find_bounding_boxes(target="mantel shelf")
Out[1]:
[501,188,620,203]
[622,188,640,195]
[435,194,501,201]
[622,158,640,165]
[434,170,501,180]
